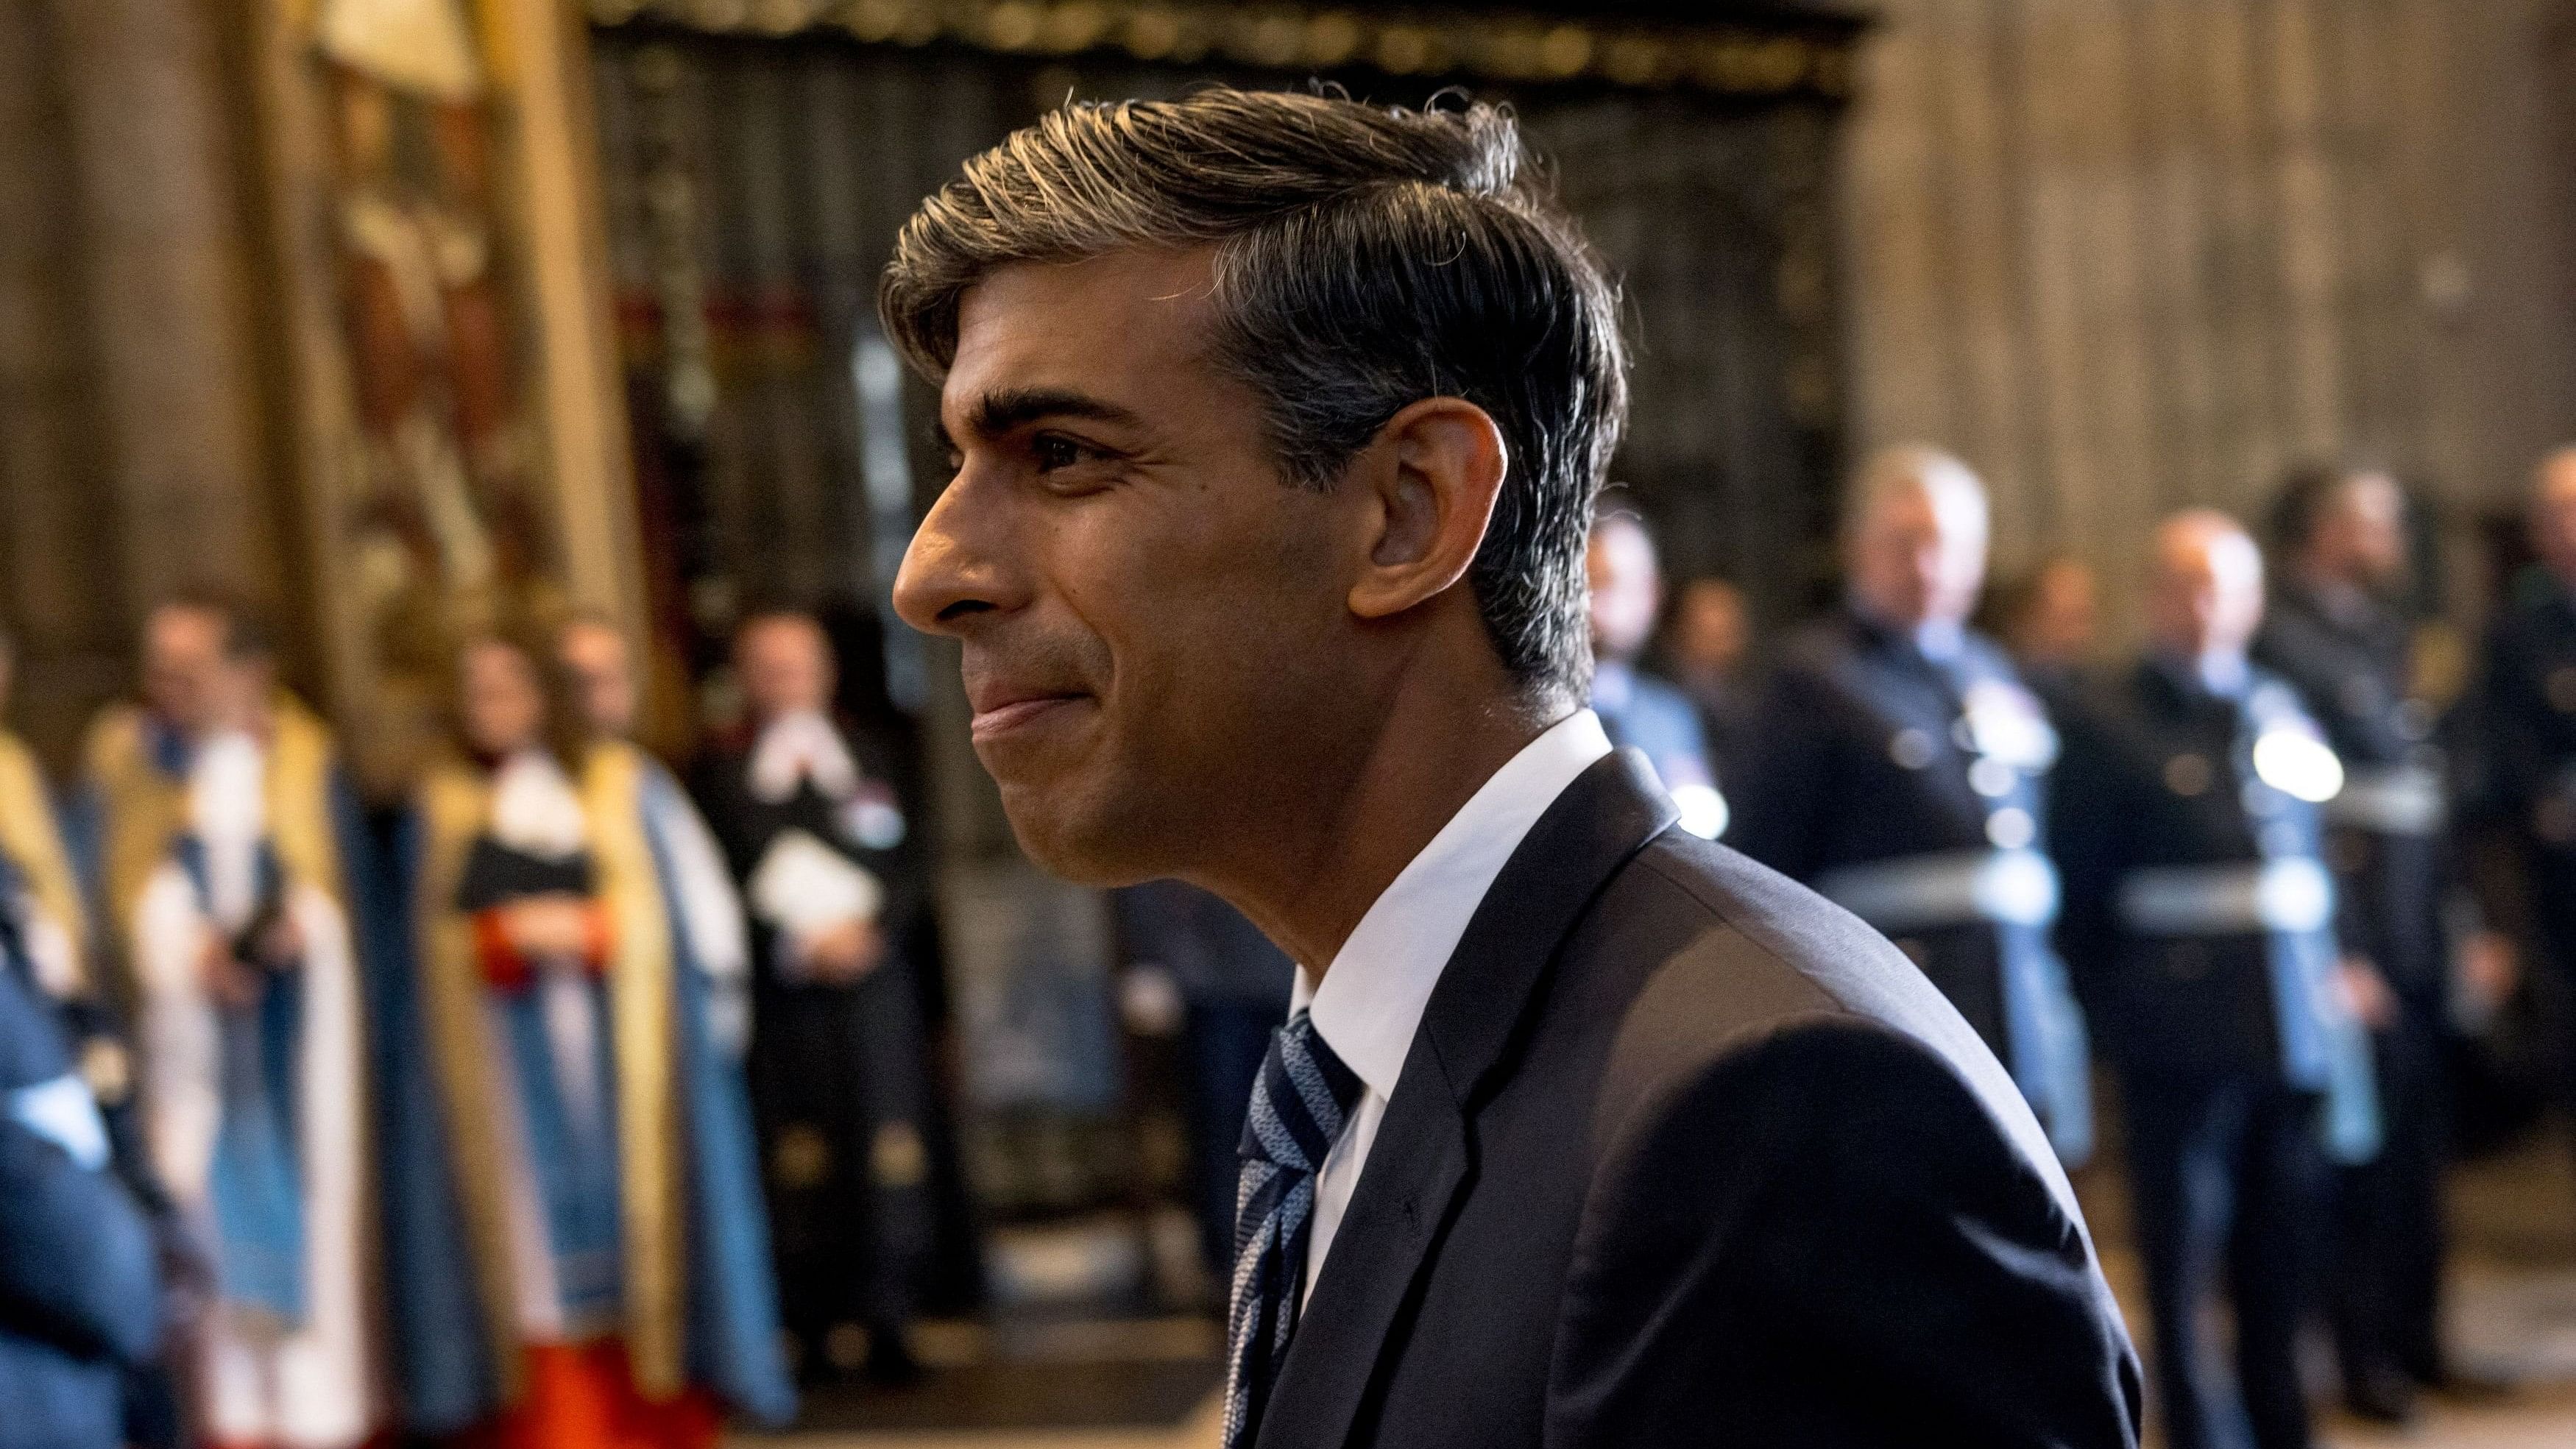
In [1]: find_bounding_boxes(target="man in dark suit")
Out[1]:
[1729,446,2094,1163]
[2254,464,2510,1419]
[2054,511,2379,1449]
[882,87,2140,1448]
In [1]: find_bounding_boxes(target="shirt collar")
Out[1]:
[1292,709,1614,1101]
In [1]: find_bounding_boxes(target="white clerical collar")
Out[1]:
[749,708,858,804]
[1293,710,1613,1102]
[188,730,267,848]
[490,748,590,859]
[189,730,268,929]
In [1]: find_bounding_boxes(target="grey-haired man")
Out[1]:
[887,89,2138,1448]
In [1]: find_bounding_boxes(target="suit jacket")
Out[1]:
[1261,750,2140,1448]
[0,954,162,1449]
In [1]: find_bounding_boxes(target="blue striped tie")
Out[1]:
[1222,1007,1362,1449]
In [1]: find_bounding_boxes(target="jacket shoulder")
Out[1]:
[1582,832,2060,1183]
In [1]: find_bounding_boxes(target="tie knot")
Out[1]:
[1239,1008,1362,1175]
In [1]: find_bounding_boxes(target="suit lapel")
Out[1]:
[1256,750,1679,1448]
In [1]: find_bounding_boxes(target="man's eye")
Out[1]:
[1032,435,1093,472]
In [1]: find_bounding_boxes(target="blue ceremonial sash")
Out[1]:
[1996,921,2094,1164]
[175,835,308,1325]
[492,966,626,1325]
[2269,921,2382,1163]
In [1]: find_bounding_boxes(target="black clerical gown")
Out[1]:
[691,718,938,1363]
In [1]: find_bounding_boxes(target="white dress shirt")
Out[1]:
[1295,709,1613,1303]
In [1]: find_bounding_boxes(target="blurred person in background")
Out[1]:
[1729,445,2094,1163]
[1585,501,1724,838]
[689,611,935,1387]
[2255,463,2512,1420]
[0,629,96,1014]
[558,617,754,1062]
[1989,554,2101,712]
[2465,447,2576,1171]
[1111,879,1292,1283]
[2054,510,2379,1449]
[1,897,163,1449]
[380,631,790,1446]
[11,627,178,1449]
[1663,574,1753,769]
[85,600,385,1449]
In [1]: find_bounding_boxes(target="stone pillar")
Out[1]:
[45,0,281,620]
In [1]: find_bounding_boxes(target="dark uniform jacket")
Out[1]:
[2051,659,2379,1159]
[2254,583,2451,1012]
[1257,750,2140,1448]
[0,948,162,1449]
[1726,610,2092,1158]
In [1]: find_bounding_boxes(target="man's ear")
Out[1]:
[1346,398,1508,622]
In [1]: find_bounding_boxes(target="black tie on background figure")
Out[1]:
[1223,1008,1362,1449]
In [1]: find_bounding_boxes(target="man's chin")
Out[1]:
[993,782,1159,887]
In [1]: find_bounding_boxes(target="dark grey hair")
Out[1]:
[880,87,1628,707]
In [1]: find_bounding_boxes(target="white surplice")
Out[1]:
[134,731,375,1448]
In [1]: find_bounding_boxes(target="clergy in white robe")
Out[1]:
[91,677,379,1449]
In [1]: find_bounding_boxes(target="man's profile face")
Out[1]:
[1585,517,1661,665]
[736,617,834,720]
[891,249,1360,882]
[142,607,227,737]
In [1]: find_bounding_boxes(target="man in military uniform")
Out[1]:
[690,610,935,1386]
[1585,504,1724,838]
[1728,445,2092,1162]
[2254,464,2506,1419]
[2055,510,2378,1449]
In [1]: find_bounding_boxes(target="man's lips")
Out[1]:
[969,692,1089,740]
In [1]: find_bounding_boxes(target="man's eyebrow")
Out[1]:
[955,387,1147,442]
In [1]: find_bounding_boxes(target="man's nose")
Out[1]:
[892,472,1021,637]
